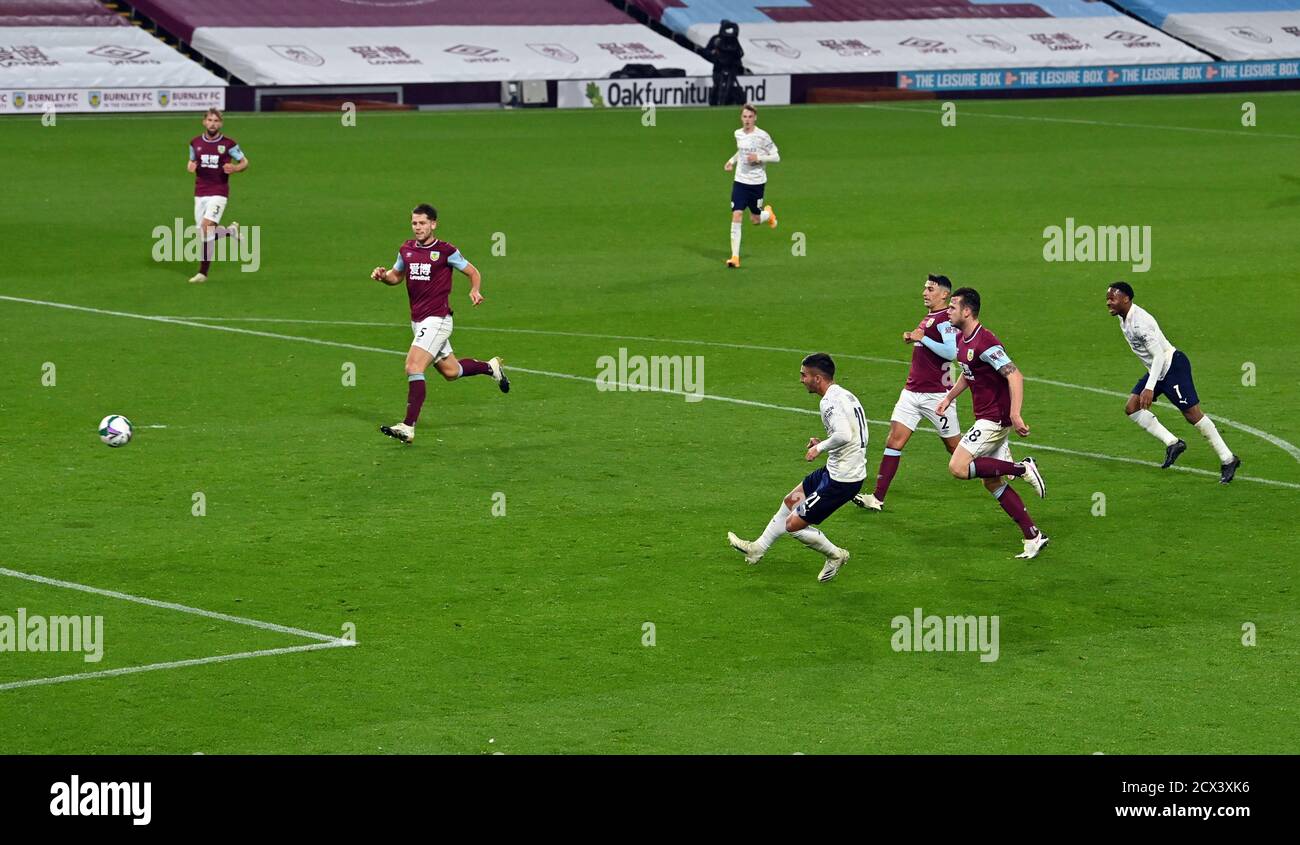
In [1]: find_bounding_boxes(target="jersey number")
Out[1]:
[853,406,866,448]
[1171,384,1184,402]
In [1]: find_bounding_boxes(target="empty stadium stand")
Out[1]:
[1107,0,1300,59]
[114,0,713,85]
[0,0,225,111]
[625,0,1215,69]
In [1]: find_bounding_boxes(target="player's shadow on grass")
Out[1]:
[1270,174,1300,208]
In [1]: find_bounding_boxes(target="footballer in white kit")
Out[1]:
[727,353,866,583]
[1105,281,1240,483]
[722,104,779,268]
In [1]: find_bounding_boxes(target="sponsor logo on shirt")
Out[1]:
[270,45,326,66]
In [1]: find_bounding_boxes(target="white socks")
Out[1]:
[1128,409,1178,447]
[758,208,771,224]
[753,501,842,558]
[1194,416,1234,463]
[730,222,741,257]
[791,526,840,556]
[754,502,789,553]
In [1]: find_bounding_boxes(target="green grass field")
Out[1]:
[1,94,1297,754]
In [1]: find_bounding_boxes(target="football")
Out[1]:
[98,414,133,448]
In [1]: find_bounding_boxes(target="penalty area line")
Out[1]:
[3,295,1297,489]
[0,641,352,692]
[151,312,1300,465]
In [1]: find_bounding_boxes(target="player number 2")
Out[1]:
[853,406,866,448]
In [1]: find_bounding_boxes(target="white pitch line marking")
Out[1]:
[0,566,351,645]
[0,641,352,692]
[152,311,1300,465]
[3,296,1297,488]
[856,102,1300,140]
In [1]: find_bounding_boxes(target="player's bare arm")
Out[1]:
[1138,387,1156,411]
[936,374,970,415]
[1002,363,1030,436]
[371,266,403,286]
[186,159,197,174]
[904,327,925,343]
[460,261,484,306]
[222,158,249,175]
[806,436,821,461]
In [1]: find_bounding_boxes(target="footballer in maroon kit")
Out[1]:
[186,108,246,283]
[935,287,1050,559]
[370,204,509,445]
[853,274,962,512]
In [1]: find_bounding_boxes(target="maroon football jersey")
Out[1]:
[904,308,957,393]
[956,324,1014,426]
[397,238,460,321]
[190,133,240,198]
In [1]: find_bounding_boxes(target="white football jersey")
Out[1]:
[819,384,868,483]
[732,127,778,185]
[1119,303,1176,381]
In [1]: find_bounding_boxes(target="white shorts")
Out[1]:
[959,418,1013,462]
[411,315,454,362]
[891,389,960,439]
[194,195,228,225]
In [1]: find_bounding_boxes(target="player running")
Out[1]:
[935,288,1049,560]
[369,203,509,445]
[854,274,962,512]
[186,108,246,283]
[1105,281,1240,482]
[727,353,866,582]
[722,103,779,269]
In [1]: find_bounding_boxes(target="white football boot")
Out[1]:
[727,532,764,565]
[818,548,850,582]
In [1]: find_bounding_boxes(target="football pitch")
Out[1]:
[1,93,1297,754]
